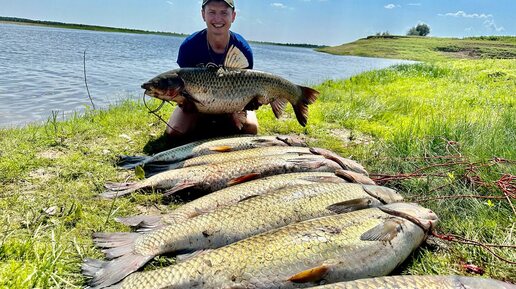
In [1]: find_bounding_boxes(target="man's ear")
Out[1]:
[232,10,236,22]
[201,9,206,22]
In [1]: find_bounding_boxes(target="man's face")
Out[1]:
[202,1,236,36]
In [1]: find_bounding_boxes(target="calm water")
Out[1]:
[0,23,413,128]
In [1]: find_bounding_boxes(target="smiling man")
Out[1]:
[166,0,258,141]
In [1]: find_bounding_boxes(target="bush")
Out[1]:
[407,23,430,36]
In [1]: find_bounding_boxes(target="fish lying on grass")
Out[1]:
[141,45,319,127]
[141,146,368,177]
[83,183,403,288]
[117,134,306,170]
[82,203,436,289]
[102,151,366,199]
[305,275,516,289]
[116,170,376,230]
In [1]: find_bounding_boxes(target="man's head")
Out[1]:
[202,0,234,9]
[202,0,236,35]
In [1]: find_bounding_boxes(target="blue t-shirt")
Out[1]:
[177,29,253,69]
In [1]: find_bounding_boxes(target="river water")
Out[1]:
[0,23,414,128]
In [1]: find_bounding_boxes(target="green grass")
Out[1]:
[318,35,516,62]
[1,52,515,287]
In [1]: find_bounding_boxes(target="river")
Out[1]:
[0,23,414,128]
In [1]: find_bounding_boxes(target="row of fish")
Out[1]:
[82,135,513,288]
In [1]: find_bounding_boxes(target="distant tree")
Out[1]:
[407,23,430,36]
[375,31,391,36]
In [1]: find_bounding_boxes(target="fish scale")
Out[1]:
[112,204,437,289]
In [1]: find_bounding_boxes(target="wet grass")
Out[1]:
[1,59,515,286]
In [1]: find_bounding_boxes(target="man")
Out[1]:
[166,0,258,140]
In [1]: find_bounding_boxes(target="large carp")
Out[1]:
[116,170,375,230]
[141,146,368,177]
[117,135,306,170]
[83,183,403,288]
[82,203,437,289]
[306,275,515,289]
[141,45,319,127]
[102,151,366,198]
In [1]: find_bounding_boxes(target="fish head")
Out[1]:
[379,203,439,232]
[309,148,369,176]
[362,185,404,204]
[142,70,184,102]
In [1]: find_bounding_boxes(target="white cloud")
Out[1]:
[384,4,396,9]
[271,3,288,9]
[484,19,504,32]
[439,11,492,19]
[408,3,421,6]
[166,1,173,5]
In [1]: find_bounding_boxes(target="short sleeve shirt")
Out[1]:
[177,29,253,69]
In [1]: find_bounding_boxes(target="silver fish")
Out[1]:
[83,203,437,289]
[83,183,403,288]
[117,134,306,170]
[142,46,319,127]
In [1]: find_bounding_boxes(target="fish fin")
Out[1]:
[100,183,140,199]
[360,219,404,242]
[292,86,319,127]
[82,253,153,289]
[326,198,375,214]
[238,194,261,203]
[243,97,263,111]
[115,215,162,229]
[309,148,369,176]
[163,182,196,197]
[270,98,288,118]
[335,169,375,185]
[227,173,261,186]
[275,135,307,147]
[208,145,233,152]
[143,162,184,177]
[231,111,247,130]
[175,249,213,263]
[224,45,249,69]
[116,155,148,169]
[288,264,329,283]
[92,232,140,259]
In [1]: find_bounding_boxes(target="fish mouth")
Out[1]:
[142,85,181,102]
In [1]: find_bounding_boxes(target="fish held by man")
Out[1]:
[141,45,319,127]
[82,183,404,289]
[83,203,437,289]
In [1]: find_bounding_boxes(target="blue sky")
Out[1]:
[1,0,514,45]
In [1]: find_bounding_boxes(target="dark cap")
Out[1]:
[202,0,234,8]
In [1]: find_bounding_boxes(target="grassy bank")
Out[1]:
[318,35,516,61]
[1,50,515,287]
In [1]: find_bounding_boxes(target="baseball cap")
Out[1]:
[202,0,234,9]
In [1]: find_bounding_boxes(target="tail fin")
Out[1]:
[293,86,319,127]
[143,162,184,177]
[92,232,140,259]
[82,253,153,289]
[116,155,148,170]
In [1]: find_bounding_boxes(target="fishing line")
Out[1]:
[142,91,174,131]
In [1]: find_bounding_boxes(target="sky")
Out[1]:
[0,0,514,46]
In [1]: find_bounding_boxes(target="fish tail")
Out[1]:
[293,86,319,127]
[115,215,163,230]
[92,232,140,259]
[116,155,148,169]
[144,162,183,177]
[82,253,153,289]
[309,147,369,176]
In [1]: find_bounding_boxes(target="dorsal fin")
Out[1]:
[224,45,249,69]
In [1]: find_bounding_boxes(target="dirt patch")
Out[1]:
[37,149,65,160]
